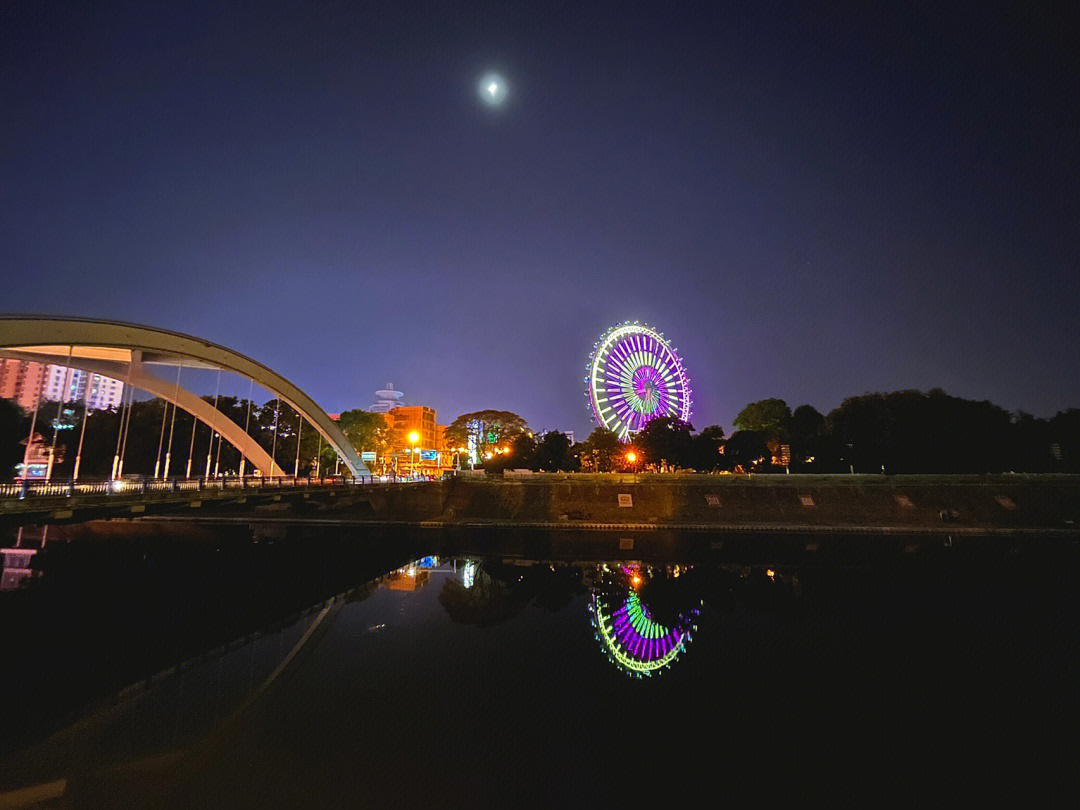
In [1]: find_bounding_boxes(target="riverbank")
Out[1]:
[103,473,1080,535]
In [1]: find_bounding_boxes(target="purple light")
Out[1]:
[586,323,693,440]
[608,595,683,661]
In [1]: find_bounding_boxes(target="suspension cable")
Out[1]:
[21,361,49,478]
[204,368,222,479]
[116,374,137,478]
[238,377,254,478]
[153,388,170,479]
[111,363,135,480]
[293,407,303,477]
[73,373,91,482]
[46,346,74,482]
[214,410,224,477]
[185,381,198,479]
[163,360,183,479]
[270,398,281,477]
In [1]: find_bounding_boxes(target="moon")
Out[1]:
[479,73,508,105]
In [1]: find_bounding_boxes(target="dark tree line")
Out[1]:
[585,390,1080,474]
[636,390,1080,474]
[809,391,1080,474]
[482,429,580,473]
[475,388,1080,476]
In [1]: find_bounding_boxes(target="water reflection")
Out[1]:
[3,532,1076,807]
[0,524,420,763]
[432,555,801,678]
[380,556,440,591]
[438,557,585,627]
[589,564,700,677]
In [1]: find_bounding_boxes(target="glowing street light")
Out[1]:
[409,431,420,479]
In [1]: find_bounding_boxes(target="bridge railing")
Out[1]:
[0,473,418,500]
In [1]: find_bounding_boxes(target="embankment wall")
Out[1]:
[317,474,1080,532]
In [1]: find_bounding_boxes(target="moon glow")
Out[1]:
[479,73,508,105]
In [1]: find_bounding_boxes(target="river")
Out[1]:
[1,523,1077,806]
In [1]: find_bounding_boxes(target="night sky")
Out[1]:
[3,1,1078,436]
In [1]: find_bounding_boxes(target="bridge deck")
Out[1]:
[0,477,410,526]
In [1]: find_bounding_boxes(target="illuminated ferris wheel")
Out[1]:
[586,322,692,440]
[589,564,699,678]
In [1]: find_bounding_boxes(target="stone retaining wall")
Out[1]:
[347,474,1080,532]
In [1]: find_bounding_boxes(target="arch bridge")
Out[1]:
[0,316,369,479]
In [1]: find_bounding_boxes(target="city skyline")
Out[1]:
[3,2,1078,437]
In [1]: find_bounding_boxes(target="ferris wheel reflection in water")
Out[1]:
[444,557,702,678]
[588,562,701,678]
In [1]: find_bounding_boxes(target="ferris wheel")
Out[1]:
[590,591,694,677]
[585,322,692,440]
[588,564,700,677]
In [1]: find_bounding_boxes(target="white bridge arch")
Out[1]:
[0,316,369,478]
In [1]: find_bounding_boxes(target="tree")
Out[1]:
[821,389,1019,474]
[0,398,28,477]
[336,409,389,456]
[724,430,773,472]
[1007,410,1053,473]
[507,430,539,469]
[1049,408,1080,473]
[481,430,537,474]
[445,410,529,464]
[535,430,577,471]
[733,399,792,440]
[691,424,725,471]
[636,416,694,470]
[788,405,824,469]
[579,427,623,472]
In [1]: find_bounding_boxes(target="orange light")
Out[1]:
[625,451,637,463]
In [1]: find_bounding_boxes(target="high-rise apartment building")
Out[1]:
[0,359,123,412]
[43,366,124,411]
[0,359,47,411]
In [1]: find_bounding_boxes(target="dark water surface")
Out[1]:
[1,524,1078,807]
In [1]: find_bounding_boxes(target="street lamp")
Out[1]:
[409,431,420,480]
